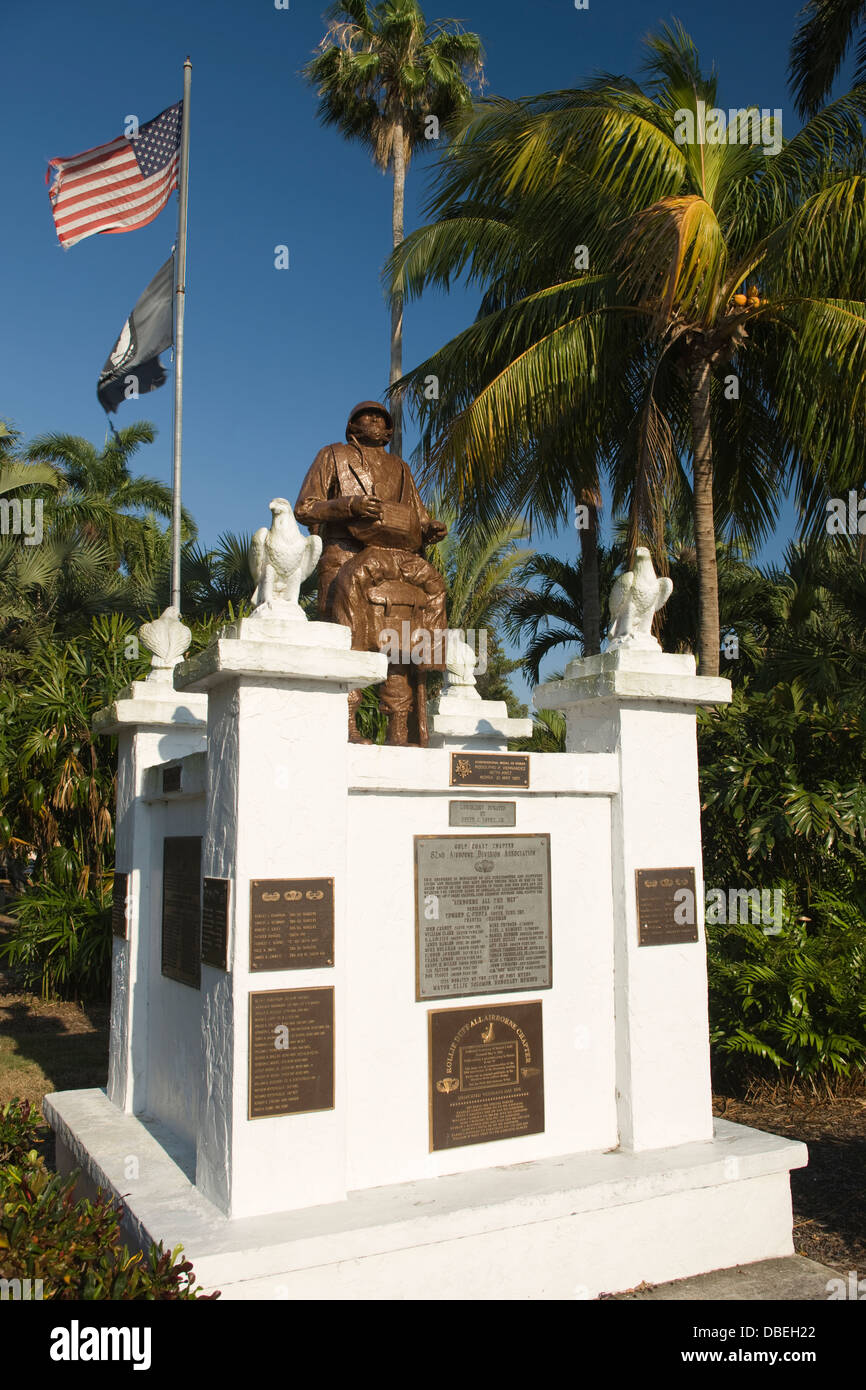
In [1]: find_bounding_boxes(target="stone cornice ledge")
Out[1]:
[92,681,208,737]
[535,649,731,710]
[174,637,388,693]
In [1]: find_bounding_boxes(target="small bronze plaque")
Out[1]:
[250,878,334,972]
[429,1000,544,1151]
[112,872,129,939]
[448,800,516,828]
[248,988,334,1119]
[161,837,201,988]
[636,867,698,946]
[450,753,529,789]
[201,877,230,970]
[415,835,551,1000]
[162,765,182,793]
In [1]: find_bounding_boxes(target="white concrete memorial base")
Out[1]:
[45,1088,806,1301]
[46,614,806,1296]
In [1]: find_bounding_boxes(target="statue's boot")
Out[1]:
[385,708,410,746]
[381,669,413,746]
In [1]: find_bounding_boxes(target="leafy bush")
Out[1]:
[699,683,866,1085]
[1,877,112,1001]
[0,1100,216,1299]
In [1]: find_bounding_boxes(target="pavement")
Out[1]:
[607,1256,845,1300]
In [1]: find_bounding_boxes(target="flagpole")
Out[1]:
[171,57,192,612]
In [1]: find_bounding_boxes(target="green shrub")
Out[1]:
[0,877,112,1001]
[699,683,866,1085]
[0,1100,217,1299]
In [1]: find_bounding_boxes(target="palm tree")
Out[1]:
[790,0,866,116]
[25,422,195,573]
[303,0,484,454]
[505,549,623,685]
[387,23,866,675]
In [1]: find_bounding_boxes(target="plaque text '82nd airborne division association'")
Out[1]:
[635,867,698,946]
[429,1000,544,1151]
[415,834,551,1000]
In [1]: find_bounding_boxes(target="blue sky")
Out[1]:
[2,0,836,687]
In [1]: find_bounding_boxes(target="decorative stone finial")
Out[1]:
[138,606,192,683]
[248,497,322,618]
[606,547,674,652]
[443,630,481,700]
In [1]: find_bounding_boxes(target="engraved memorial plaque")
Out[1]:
[415,834,551,1000]
[636,867,698,946]
[112,872,129,939]
[450,752,529,788]
[248,987,334,1119]
[448,800,516,828]
[429,1000,544,1151]
[161,837,201,988]
[201,877,230,970]
[250,879,334,971]
[162,765,182,794]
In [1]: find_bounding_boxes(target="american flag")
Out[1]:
[47,102,182,249]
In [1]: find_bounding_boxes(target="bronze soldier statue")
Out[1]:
[295,401,448,746]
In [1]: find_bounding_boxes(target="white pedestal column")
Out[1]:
[93,681,208,1113]
[427,691,533,750]
[175,614,387,1218]
[536,649,731,1152]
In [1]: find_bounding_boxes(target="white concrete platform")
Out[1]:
[44,1088,807,1301]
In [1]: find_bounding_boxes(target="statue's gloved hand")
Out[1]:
[350,496,384,520]
[424,518,448,543]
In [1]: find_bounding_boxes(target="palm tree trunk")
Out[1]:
[389,119,405,457]
[579,497,601,655]
[689,356,720,676]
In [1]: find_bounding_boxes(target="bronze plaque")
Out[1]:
[201,877,230,970]
[248,988,334,1119]
[112,872,129,939]
[636,867,698,946]
[429,1001,544,1151]
[162,765,182,794]
[161,837,201,988]
[250,878,334,971]
[448,800,516,828]
[415,835,551,1000]
[450,753,529,789]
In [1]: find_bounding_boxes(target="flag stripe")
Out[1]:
[54,160,177,225]
[55,174,179,244]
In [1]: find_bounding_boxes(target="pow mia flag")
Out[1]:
[97,255,174,413]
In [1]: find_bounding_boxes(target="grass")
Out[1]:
[0,917,109,1109]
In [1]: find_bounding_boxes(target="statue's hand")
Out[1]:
[426,519,448,543]
[351,496,384,520]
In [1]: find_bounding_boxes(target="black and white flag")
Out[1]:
[97,255,174,413]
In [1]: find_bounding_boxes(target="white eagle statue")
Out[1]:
[249,498,322,614]
[606,547,673,652]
